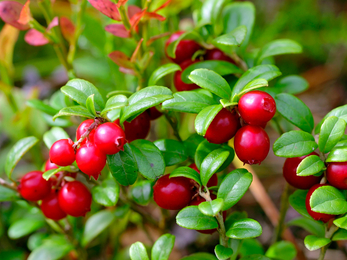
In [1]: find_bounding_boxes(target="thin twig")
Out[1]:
[73,117,104,150]
[0,178,17,191]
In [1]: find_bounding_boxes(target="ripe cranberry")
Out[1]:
[165,31,201,64]
[18,171,51,201]
[41,190,67,220]
[94,122,126,155]
[58,181,92,217]
[234,125,270,165]
[174,60,200,91]
[153,174,192,210]
[76,143,106,178]
[327,162,347,189]
[44,159,77,185]
[189,163,218,187]
[283,152,322,189]
[122,112,151,142]
[306,184,335,223]
[147,107,162,120]
[44,159,58,171]
[238,91,276,126]
[76,119,95,144]
[204,108,241,144]
[205,49,235,64]
[49,139,75,166]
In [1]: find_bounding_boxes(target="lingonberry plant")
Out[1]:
[0,0,345,260]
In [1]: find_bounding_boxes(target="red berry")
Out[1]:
[153,174,192,210]
[49,139,75,166]
[327,162,347,189]
[147,107,162,120]
[44,159,58,171]
[306,184,335,223]
[165,31,201,64]
[76,143,106,178]
[123,112,151,142]
[234,125,270,165]
[174,60,200,91]
[204,108,241,144]
[76,119,95,145]
[18,171,51,201]
[205,49,235,64]
[58,181,92,217]
[238,91,276,126]
[41,190,67,220]
[189,163,218,187]
[283,152,322,189]
[94,122,126,155]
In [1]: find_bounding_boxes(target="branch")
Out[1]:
[0,178,17,191]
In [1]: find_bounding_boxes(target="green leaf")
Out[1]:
[86,94,97,116]
[275,93,314,133]
[148,63,181,86]
[170,167,202,186]
[200,148,230,186]
[289,190,312,219]
[315,105,347,134]
[232,65,281,98]
[240,255,272,260]
[162,90,217,114]
[129,242,150,260]
[42,166,77,180]
[200,0,228,28]
[8,217,45,239]
[198,198,224,216]
[214,244,233,260]
[239,239,264,257]
[273,75,309,95]
[130,140,165,181]
[43,127,69,149]
[256,39,302,65]
[130,180,153,206]
[107,143,138,186]
[0,186,20,202]
[61,79,105,110]
[81,210,115,246]
[195,104,223,136]
[212,25,247,48]
[181,253,218,260]
[236,78,268,99]
[100,94,128,116]
[28,233,49,251]
[154,139,188,166]
[326,147,347,162]
[265,241,296,260]
[53,105,94,120]
[151,234,175,260]
[296,155,325,176]
[183,133,205,159]
[225,211,249,230]
[218,169,253,211]
[92,176,120,207]
[273,131,317,157]
[334,216,347,230]
[226,218,262,239]
[310,185,347,215]
[189,69,232,100]
[166,31,204,59]
[176,206,218,230]
[220,99,238,108]
[304,235,330,251]
[27,99,59,116]
[332,229,347,241]
[5,136,39,179]
[287,217,325,237]
[318,116,346,153]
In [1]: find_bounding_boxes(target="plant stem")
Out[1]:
[231,53,248,72]
[273,182,290,243]
[72,117,105,150]
[318,225,339,260]
[163,112,182,141]
[0,178,17,191]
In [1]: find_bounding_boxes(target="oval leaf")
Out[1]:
[154,139,188,166]
[53,105,94,120]
[92,177,120,207]
[148,63,181,86]
[304,235,330,251]
[130,180,153,206]
[318,116,346,153]
[326,147,347,162]
[8,217,45,239]
[214,244,233,260]
[151,234,175,260]
[198,198,224,217]
[43,127,69,149]
[296,155,325,177]
[86,94,97,116]
[195,104,223,136]
[226,218,262,239]
[129,242,150,260]
[176,206,218,230]
[170,167,202,186]
[212,25,247,48]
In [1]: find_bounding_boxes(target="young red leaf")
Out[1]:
[87,0,121,21]
[47,16,59,30]
[109,51,133,69]
[130,8,147,30]
[119,67,136,75]
[0,1,30,30]
[60,17,75,42]
[153,0,171,12]
[18,0,31,25]
[128,5,141,19]
[130,38,143,63]
[105,24,130,38]
[24,29,49,46]
[116,0,128,8]
[145,12,165,21]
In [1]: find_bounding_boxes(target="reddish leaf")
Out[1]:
[153,0,171,12]
[130,38,143,62]
[24,29,49,46]
[116,0,128,8]
[0,1,30,30]
[18,0,31,25]
[87,0,121,21]
[47,16,59,30]
[108,51,133,69]
[145,12,165,21]
[129,8,147,29]
[128,5,141,19]
[60,17,75,42]
[105,24,130,38]
[119,67,136,75]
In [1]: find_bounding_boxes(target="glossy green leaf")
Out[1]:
[220,99,238,108]
[225,211,249,230]
[239,239,264,257]
[265,241,296,260]
[0,186,19,202]
[318,116,346,153]
[217,169,253,211]
[287,217,325,237]
[315,105,347,134]
[333,216,347,230]
[304,235,330,251]
[100,95,128,116]
[214,244,233,260]
[8,218,45,239]
[92,177,120,207]
[273,75,309,95]
[212,25,247,48]
[130,181,153,206]
[129,242,150,260]
[226,218,262,239]
[42,166,77,180]
[183,134,205,159]
[53,105,94,120]
[86,94,97,116]
[5,136,39,179]
[200,0,228,27]
[236,78,268,99]
[332,229,347,241]
[107,143,138,186]
[240,255,272,260]
[28,233,49,251]
[275,93,314,133]
[326,147,347,162]
[288,190,311,219]
[27,99,59,116]
[181,253,218,260]
[127,87,169,106]
[43,127,69,149]
[82,210,115,246]
[151,234,175,260]
[130,140,165,180]
[198,198,224,216]
[195,104,223,136]
[296,155,325,177]
[170,167,201,186]
[176,206,218,230]
[154,139,188,166]
[148,63,181,86]
[273,131,317,157]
